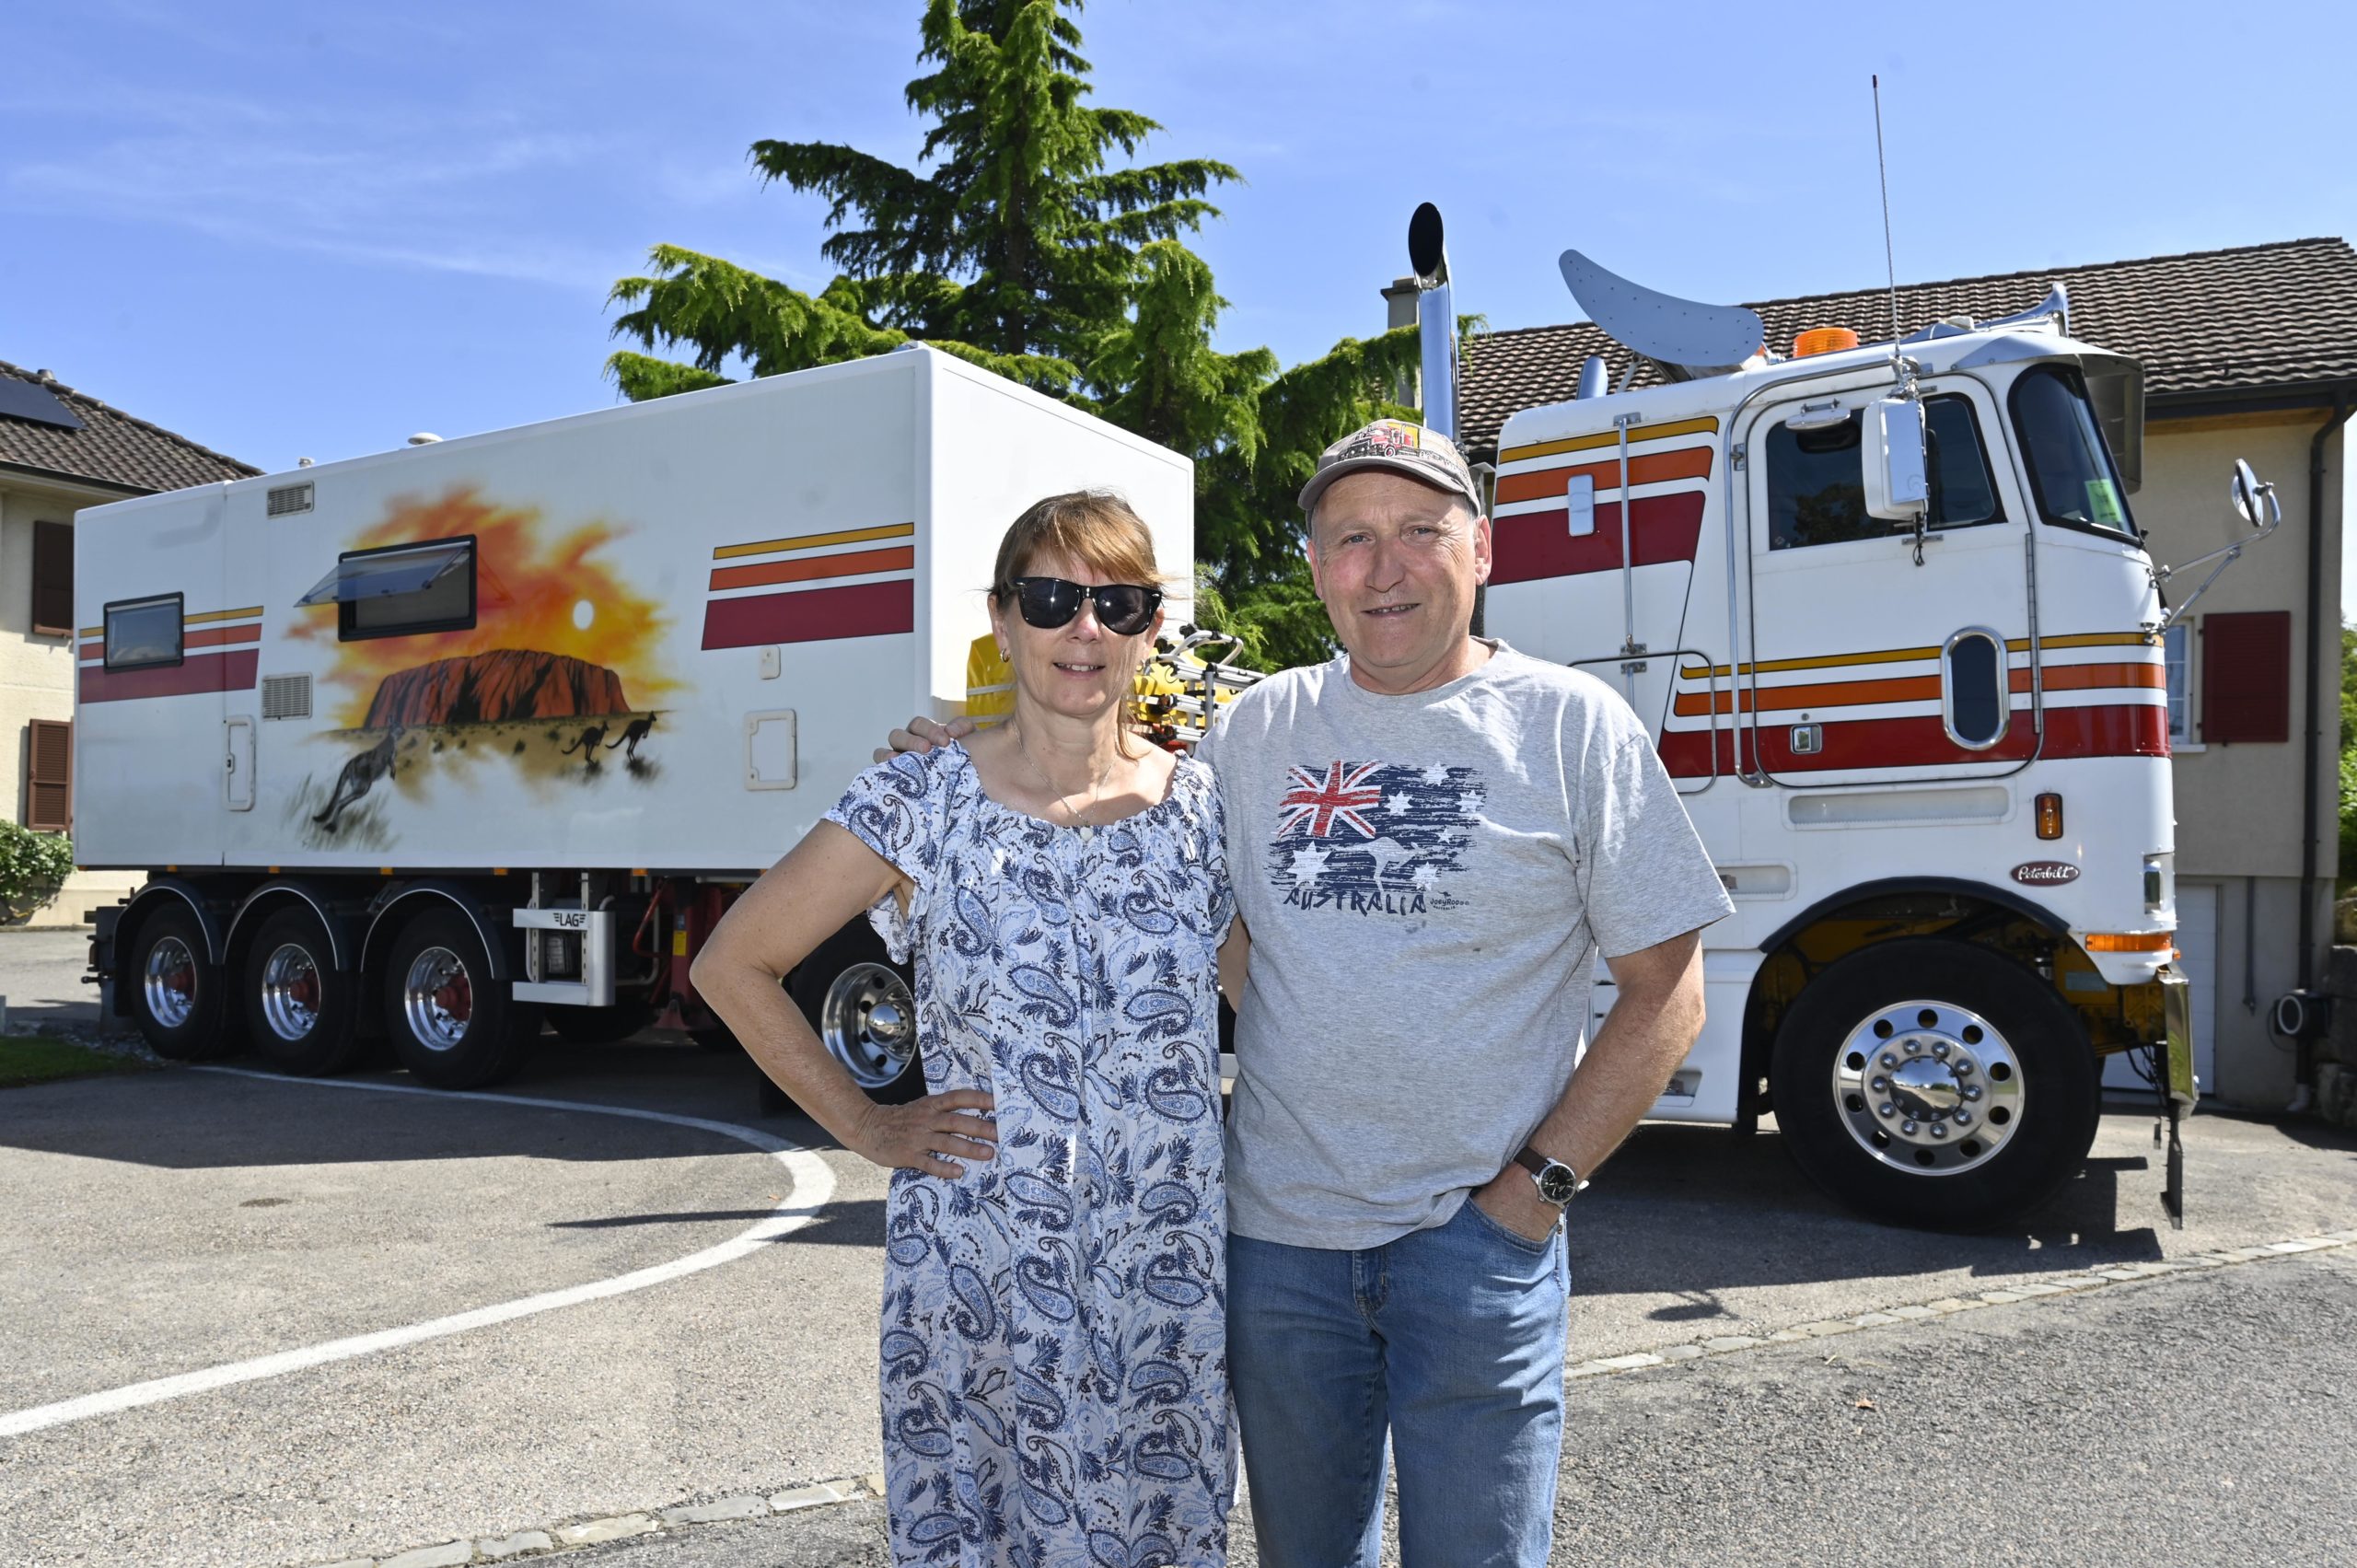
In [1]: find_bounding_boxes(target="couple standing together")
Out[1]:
[695,420,1734,1568]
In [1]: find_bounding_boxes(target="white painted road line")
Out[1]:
[0,1068,837,1440]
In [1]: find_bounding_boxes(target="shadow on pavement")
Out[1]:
[548,1199,888,1248]
[1566,1121,2175,1311]
[0,1033,828,1171]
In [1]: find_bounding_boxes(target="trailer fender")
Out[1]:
[359,883,514,991]
[225,881,363,974]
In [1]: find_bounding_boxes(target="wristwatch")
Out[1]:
[1513,1145,1586,1208]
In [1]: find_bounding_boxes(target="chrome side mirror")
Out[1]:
[2151,459,2282,631]
[2229,458,2282,534]
[1863,395,1929,522]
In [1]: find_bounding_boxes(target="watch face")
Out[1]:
[1538,1164,1580,1205]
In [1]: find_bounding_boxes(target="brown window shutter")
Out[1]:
[26,718,71,833]
[2199,610,2292,744]
[31,521,74,639]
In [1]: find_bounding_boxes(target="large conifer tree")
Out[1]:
[606,0,1423,668]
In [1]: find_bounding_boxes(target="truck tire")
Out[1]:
[383,909,532,1089]
[544,1004,656,1046]
[784,920,923,1109]
[127,904,232,1062]
[1769,937,2098,1232]
[244,907,362,1076]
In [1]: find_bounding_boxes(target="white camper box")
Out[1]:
[75,347,1192,1093]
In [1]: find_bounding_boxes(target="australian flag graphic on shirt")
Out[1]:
[1269,761,1483,916]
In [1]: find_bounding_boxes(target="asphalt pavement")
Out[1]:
[557,1246,2357,1568]
[1,928,2352,1567]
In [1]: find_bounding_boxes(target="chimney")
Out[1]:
[1381,276,1421,409]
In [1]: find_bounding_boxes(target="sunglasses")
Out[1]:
[1008,576,1164,636]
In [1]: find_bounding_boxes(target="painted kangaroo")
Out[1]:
[313,729,401,830]
[605,713,658,759]
[560,724,610,759]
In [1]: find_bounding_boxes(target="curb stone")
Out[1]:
[313,1225,2354,1568]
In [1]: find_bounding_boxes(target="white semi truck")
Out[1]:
[73,347,1193,1100]
[1400,207,2280,1227]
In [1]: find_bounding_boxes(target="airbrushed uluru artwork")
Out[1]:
[286,487,676,847]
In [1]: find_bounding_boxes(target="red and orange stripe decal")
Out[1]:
[702,523,916,651]
[77,605,263,704]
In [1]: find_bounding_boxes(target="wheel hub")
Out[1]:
[403,947,474,1052]
[144,936,198,1029]
[820,963,918,1089]
[260,942,322,1040]
[1831,1000,2025,1177]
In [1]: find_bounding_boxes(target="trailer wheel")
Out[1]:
[1769,938,2098,1231]
[244,907,361,1076]
[128,904,231,1062]
[383,909,529,1089]
[544,1004,656,1046]
[785,922,923,1108]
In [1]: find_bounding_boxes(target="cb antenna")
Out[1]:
[1872,74,1903,378]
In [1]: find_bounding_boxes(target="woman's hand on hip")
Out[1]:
[852,1089,998,1178]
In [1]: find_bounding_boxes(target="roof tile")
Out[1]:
[0,357,259,494]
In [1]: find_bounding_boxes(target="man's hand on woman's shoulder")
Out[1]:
[875,714,976,764]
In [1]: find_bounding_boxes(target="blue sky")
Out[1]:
[7,1,2352,591]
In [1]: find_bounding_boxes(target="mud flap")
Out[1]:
[2155,970,2197,1229]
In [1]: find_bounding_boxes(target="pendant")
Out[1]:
[1079,823,1096,844]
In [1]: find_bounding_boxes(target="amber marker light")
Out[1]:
[2084,932,2175,952]
[1794,326,1860,357]
[2035,793,2064,840]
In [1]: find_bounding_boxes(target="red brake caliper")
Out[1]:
[433,969,473,1025]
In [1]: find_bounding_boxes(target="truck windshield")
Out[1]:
[2011,366,2136,540]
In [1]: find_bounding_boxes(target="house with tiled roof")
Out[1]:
[0,360,258,927]
[1449,238,2357,1111]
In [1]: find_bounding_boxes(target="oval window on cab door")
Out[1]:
[1943,629,2008,749]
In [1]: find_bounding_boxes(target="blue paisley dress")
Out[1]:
[824,741,1235,1568]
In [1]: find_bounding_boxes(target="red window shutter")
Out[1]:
[26,718,71,833]
[30,521,74,639]
[2200,610,2292,744]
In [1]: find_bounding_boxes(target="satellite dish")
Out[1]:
[1558,250,1764,380]
[1409,203,1447,284]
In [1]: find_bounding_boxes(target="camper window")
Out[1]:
[297,537,477,641]
[103,594,183,670]
[2011,366,2137,540]
[1768,395,2003,551]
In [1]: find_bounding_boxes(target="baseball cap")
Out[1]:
[1297,417,1483,521]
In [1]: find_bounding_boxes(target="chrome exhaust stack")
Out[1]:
[1407,203,1457,443]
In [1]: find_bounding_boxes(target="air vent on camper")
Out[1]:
[266,482,315,517]
[261,674,312,720]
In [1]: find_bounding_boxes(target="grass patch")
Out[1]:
[0,1034,150,1089]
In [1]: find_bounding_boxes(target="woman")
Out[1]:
[693,491,1239,1568]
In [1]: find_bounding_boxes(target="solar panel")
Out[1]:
[0,378,86,431]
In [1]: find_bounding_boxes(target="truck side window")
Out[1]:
[296,537,478,642]
[1767,395,2002,551]
[104,594,184,670]
[2011,366,2137,539]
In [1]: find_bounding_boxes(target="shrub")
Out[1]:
[0,821,75,923]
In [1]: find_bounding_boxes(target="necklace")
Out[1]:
[1010,723,1120,841]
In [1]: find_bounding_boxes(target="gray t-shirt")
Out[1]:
[1202,641,1734,1249]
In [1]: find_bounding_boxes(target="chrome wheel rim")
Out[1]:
[402,947,473,1052]
[1831,998,2026,1177]
[820,962,917,1088]
[144,936,199,1029]
[260,942,322,1040]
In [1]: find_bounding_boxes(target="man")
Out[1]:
[893,419,1732,1567]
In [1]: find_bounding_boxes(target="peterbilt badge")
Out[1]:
[2011,861,2081,886]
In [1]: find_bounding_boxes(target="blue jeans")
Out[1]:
[1228,1199,1571,1568]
